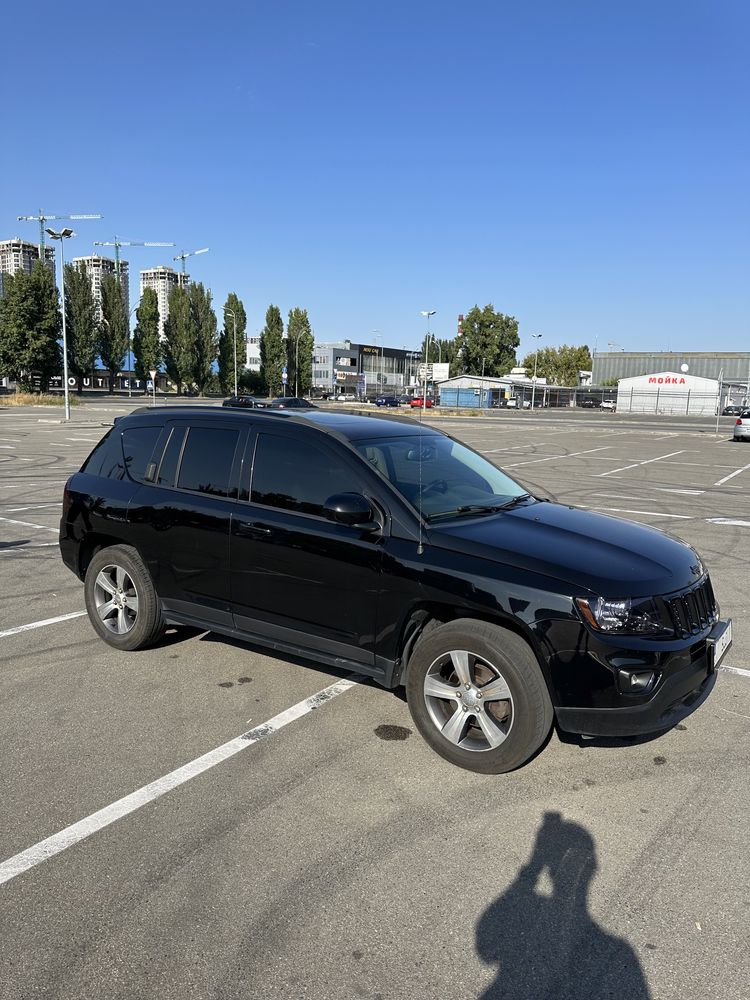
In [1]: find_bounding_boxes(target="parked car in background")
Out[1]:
[578,397,599,408]
[601,400,617,412]
[397,395,412,405]
[335,392,357,401]
[60,407,729,774]
[223,395,266,408]
[410,396,434,408]
[723,404,743,416]
[375,396,400,407]
[733,410,750,441]
[267,397,318,410]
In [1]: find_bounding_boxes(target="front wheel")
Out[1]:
[84,544,165,651]
[405,620,553,773]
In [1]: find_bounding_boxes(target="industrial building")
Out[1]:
[312,341,422,396]
[593,351,750,384]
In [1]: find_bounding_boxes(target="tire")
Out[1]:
[405,620,553,774]
[84,544,165,651]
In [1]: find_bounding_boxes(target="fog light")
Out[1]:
[618,669,657,694]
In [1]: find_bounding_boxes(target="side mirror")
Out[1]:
[324,492,380,532]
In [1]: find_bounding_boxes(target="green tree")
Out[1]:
[286,307,314,396]
[0,262,62,392]
[259,304,285,396]
[99,274,129,393]
[458,304,519,377]
[219,292,247,395]
[419,336,463,377]
[163,285,194,394]
[190,283,218,395]
[519,344,592,386]
[132,287,161,380]
[64,262,98,393]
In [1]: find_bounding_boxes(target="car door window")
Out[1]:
[176,426,240,498]
[251,433,362,517]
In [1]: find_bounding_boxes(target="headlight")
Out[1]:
[575,596,672,636]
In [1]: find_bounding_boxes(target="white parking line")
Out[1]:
[6,503,62,513]
[654,488,705,495]
[596,451,686,477]
[721,665,750,679]
[0,675,358,887]
[504,446,613,469]
[0,611,86,639]
[706,518,750,528]
[0,516,58,533]
[0,445,16,449]
[584,506,691,519]
[714,461,750,487]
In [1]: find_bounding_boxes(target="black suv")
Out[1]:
[59,407,730,773]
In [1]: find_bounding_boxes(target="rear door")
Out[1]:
[127,417,248,627]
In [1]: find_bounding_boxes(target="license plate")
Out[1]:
[708,619,732,672]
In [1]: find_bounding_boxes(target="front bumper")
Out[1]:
[554,619,730,737]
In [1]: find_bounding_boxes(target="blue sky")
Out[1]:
[2,0,747,358]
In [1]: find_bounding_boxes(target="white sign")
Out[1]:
[149,369,157,381]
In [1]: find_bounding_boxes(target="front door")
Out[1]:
[230,427,382,668]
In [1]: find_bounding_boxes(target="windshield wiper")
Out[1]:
[426,496,534,522]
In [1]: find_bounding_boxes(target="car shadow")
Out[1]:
[475,811,652,999]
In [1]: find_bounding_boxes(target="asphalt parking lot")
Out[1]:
[1,401,748,1000]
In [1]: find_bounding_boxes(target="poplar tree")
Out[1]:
[132,287,161,380]
[219,292,247,396]
[99,273,129,392]
[64,261,98,393]
[259,304,285,396]
[163,285,194,394]
[190,282,218,395]
[286,307,314,396]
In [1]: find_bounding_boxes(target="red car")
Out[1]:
[410,397,434,408]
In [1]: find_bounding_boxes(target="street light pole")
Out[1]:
[420,310,436,413]
[530,334,543,410]
[225,307,238,397]
[46,227,76,421]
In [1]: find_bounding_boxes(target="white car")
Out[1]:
[335,392,357,401]
[601,400,616,411]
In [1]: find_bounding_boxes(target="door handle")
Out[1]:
[237,521,273,537]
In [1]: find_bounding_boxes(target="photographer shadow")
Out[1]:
[476,811,651,1000]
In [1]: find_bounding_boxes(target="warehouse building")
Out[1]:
[593,351,750,384]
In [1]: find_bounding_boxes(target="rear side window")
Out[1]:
[121,427,161,482]
[80,425,160,482]
[177,426,239,497]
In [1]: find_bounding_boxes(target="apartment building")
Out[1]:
[139,266,189,338]
[0,237,55,298]
[71,255,130,323]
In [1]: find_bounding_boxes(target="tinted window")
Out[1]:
[251,433,360,517]
[177,427,239,497]
[157,426,184,487]
[121,427,161,482]
[80,429,115,477]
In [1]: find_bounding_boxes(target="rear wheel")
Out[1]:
[84,544,165,651]
[405,620,553,773]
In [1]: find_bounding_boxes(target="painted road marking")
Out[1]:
[0,516,58,533]
[654,488,705,495]
[6,503,62,513]
[504,446,613,469]
[0,445,16,449]
[706,518,750,528]
[584,506,691,519]
[596,451,686,477]
[0,611,87,640]
[721,665,750,679]
[714,461,750,487]
[0,675,358,887]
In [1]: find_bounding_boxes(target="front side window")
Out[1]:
[251,433,361,517]
[354,434,528,517]
[177,426,239,497]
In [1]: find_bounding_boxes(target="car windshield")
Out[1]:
[354,433,530,518]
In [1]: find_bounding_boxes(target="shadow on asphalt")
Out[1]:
[476,811,652,999]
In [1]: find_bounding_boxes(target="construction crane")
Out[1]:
[173,247,209,273]
[93,237,175,276]
[17,210,102,261]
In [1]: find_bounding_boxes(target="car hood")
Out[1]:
[428,500,703,598]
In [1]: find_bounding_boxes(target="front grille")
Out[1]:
[666,577,718,638]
